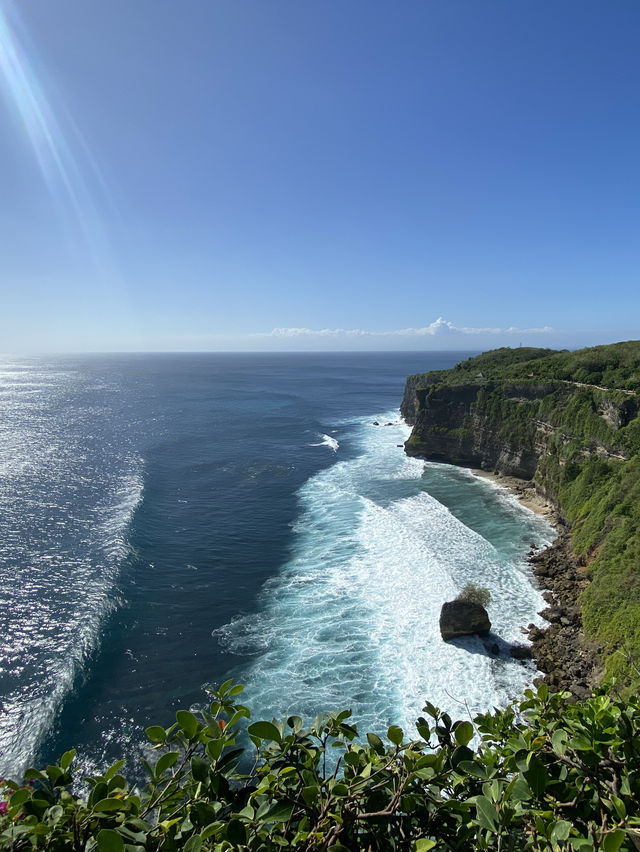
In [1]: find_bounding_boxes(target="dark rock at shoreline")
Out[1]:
[372,421,379,426]
[440,600,491,641]
[509,643,533,660]
[527,526,602,699]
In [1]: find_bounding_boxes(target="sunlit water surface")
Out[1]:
[0,353,553,779]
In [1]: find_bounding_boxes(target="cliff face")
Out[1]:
[402,343,640,693]
[403,381,554,479]
[403,375,637,484]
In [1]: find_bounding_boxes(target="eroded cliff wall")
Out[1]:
[401,343,640,692]
[403,372,637,488]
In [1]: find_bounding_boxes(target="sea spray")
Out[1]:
[217,411,554,737]
[0,351,540,778]
[309,433,340,452]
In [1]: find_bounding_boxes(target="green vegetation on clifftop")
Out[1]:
[402,341,640,690]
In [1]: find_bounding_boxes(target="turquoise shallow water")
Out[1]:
[0,352,553,780]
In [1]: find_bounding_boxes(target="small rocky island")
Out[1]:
[439,599,491,641]
[439,583,492,641]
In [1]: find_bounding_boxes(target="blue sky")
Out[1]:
[1,1,639,353]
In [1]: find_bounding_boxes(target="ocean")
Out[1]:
[0,352,554,780]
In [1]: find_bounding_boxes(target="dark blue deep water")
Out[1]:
[0,353,554,779]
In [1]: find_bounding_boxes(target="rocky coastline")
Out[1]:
[401,343,640,691]
[527,525,602,699]
[468,471,601,698]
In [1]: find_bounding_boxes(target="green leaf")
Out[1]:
[190,756,209,782]
[218,678,233,695]
[301,785,320,806]
[457,760,489,779]
[97,829,125,852]
[103,759,126,781]
[59,749,75,770]
[155,751,179,775]
[611,795,626,819]
[330,783,349,798]
[9,789,32,808]
[206,739,224,761]
[602,830,626,852]
[366,732,385,754]
[415,841,436,852]
[45,765,62,783]
[287,715,303,732]
[264,802,294,823]
[451,745,474,770]
[422,701,439,719]
[216,747,243,771]
[226,819,247,845]
[176,710,199,739]
[454,720,474,746]
[551,820,572,842]
[46,805,64,825]
[568,734,593,751]
[26,824,52,837]
[201,822,222,841]
[22,768,47,782]
[90,781,109,806]
[552,728,568,755]
[145,726,166,743]
[524,756,548,796]
[226,708,250,728]
[475,795,497,831]
[93,797,128,812]
[510,776,532,802]
[387,725,403,746]
[108,774,126,793]
[247,720,282,742]
[183,835,202,852]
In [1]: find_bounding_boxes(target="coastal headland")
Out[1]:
[401,341,640,695]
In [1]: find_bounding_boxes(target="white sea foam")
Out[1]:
[217,410,554,739]
[309,433,340,452]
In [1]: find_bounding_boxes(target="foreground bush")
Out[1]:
[2,681,640,851]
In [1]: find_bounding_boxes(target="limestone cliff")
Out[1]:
[401,342,640,693]
[402,380,555,479]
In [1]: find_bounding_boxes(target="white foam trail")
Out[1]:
[217,410,554,738]
[309,433,339,452]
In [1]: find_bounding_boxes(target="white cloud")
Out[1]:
[264,318,553,339]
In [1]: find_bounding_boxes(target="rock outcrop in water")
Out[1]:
[402,342,640,694]
[439,599,491,641]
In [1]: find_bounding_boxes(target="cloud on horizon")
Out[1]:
[263,317,554,339]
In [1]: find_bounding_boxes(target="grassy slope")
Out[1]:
[407,341,640,689]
